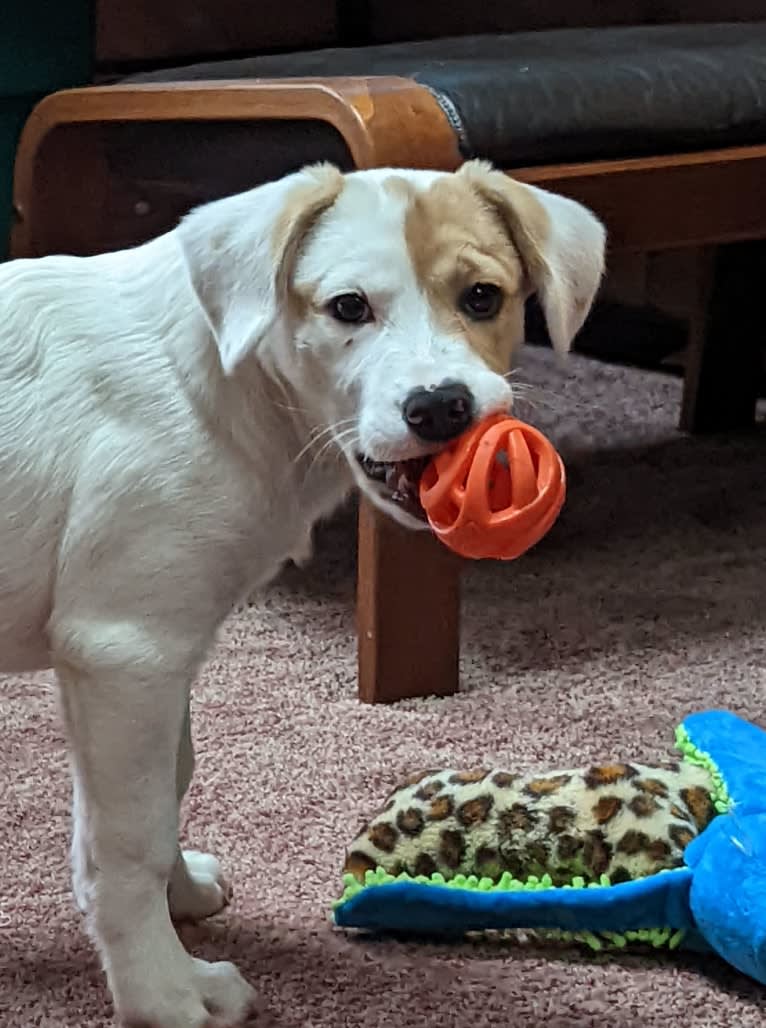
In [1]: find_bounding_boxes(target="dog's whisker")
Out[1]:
[274,400,310,415]
[318,424,358,452]
[305,427,358,475]
[293,419,357,465]
[512,386,561,404]
[308,417,356,442]
[512,382,572,402]
[328,426,360,455]
[502,367,527,381]
[293,436,321,465]
[504,378,575,413]
[512,394,568,415]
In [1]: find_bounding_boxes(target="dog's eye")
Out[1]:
[328,293,372,324]
[460,283,503,321]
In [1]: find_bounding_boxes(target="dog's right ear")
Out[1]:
[177,164,344,374]
[459,160,606,355]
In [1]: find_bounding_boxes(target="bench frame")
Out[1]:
[11,77,765,702]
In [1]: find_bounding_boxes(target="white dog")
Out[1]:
[0,160,604,1026]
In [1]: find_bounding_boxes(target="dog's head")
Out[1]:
[178,161,605,526]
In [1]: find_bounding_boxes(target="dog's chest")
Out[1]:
[235,457,353,586]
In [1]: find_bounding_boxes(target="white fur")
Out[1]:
[521,183,607,354]
[0,163,604,1025]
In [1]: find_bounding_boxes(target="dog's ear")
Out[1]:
[459,160,606,354]
[178,163,344,374]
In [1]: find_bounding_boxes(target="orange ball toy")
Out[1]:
[419,414,566,561]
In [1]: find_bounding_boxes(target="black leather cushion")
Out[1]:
[128,23,766,166]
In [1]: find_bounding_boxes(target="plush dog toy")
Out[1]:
[333,711,766,986]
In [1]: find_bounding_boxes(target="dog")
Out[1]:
[0,160,605,1026]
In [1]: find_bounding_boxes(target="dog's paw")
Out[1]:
[168,850,232,923]
[122,958,256,1028]
[193,958,257,1026]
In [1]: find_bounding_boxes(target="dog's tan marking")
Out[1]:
[403,175,527,373]
[273,163,344,316]
[458,160,552,289]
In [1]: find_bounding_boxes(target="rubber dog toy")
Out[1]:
[333,710,766,987]
[420,414,565,560]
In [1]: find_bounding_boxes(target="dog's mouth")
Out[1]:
[356,455,430,521]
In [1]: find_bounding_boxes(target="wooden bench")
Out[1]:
[11,2,766,702]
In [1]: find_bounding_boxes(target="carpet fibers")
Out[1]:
[2,348,765,1027]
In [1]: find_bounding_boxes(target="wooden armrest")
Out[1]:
[12,76,460,259]
[15,75,460,174]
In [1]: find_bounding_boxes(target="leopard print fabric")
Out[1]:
[344,761,716,886]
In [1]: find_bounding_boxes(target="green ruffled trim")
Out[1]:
[674,724,732,814]
[333,724,729,953]
[335,867,610,908]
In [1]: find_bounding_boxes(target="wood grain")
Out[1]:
[513,145,766,252]
[357,501,461,704]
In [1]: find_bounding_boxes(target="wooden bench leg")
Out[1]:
[680,241,764,434]
[357,499,461,704]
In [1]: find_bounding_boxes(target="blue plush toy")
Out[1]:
[333,711,766,986]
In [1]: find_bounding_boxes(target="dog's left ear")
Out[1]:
[178,163,344,374]
[460,160,606,354]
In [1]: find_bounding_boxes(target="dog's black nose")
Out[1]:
[402,382,475,443]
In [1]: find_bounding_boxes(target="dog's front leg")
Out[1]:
[56,637,255,1028]
[71,699,231,925]
[168,700,233,922]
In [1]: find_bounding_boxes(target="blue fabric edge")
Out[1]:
[333,869,696,936]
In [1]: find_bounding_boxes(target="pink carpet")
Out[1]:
[2,347,766,1027]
